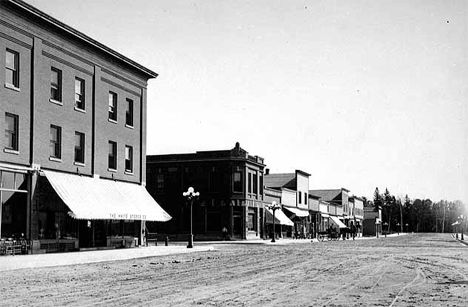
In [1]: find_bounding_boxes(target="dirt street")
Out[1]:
[0,233,467,307]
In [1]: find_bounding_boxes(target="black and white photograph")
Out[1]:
[0,0,467,306]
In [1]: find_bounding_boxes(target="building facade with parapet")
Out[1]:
[264,169,311,238]
[146,143,267,240]
[309,188,349,234]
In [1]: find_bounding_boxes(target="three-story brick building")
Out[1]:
[0,0,170,253]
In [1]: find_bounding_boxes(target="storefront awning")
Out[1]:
[265,209,294,226]
[283,206,309,218]
[330,216,347,229]
[43,170,171,222]
[321,213,330,218]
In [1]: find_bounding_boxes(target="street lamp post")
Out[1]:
[267,201,281,243]
[183,187,200,249]
[383,222,388,237]
[460,215,465,241]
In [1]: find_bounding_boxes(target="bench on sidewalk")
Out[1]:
[146,232,158,246]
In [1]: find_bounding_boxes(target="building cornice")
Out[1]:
[7,0,158,79]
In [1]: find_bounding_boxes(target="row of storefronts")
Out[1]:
[1,1,367,254]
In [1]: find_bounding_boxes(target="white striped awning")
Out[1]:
[283,206,309,217]
[330,216,347,229]
[43,170,171,222]
[265,209,294,226]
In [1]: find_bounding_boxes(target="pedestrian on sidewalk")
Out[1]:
[350,222,356,240]
[222,226,228,241]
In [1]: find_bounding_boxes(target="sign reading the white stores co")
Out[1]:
[109,213,147,220]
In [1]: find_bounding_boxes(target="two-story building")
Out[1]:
[349,196,364,237]
[0,0,170,253]
[265,169,310,237]
[308,194,321,238]
[264,186,294,239]
[146,142,267,240]
[310,188,349,232]
[363,206,382,237]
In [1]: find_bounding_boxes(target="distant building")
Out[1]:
[308,194,321,238]
[0,0,170,253]
[264,187,294,239]
[265,169,311,238]
[349,196,364,237]
[309,188,350,234]
[146,143,267,240]
[363,206,382,237]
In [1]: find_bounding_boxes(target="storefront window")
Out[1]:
[0,170,28,238]
[206,210,221,232]
[248,208,257,231]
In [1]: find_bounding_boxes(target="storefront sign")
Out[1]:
[109,213,147,220]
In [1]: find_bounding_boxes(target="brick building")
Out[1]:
[0,0,170,253]
[146,143,267,240]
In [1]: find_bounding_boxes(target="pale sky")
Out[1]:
[26,0,468,204]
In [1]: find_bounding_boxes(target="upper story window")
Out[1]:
[108,140,117,170]
[50,68,62,102]
[156,173,164,193]
[253,173,258,194]
[233,171,243,192]
[125,145,133,173]
[298,191,302,204]
[209,170,221,192]
[108,92,117,121]
[74,132,85,164]
[305,193,308,205]
[248,172,252,194]
[50,125,61,159]
[126,98,133,127]
[75,78,85,110]
[4,113,19,151]
[5,49,19,88]
[259,174,263,195]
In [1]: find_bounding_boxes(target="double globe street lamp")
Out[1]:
[183,187,200,248]
[267,201,281,243]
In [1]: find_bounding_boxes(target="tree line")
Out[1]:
[363,187,466,234]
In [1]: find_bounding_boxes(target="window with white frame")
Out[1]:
[4,113,18,151]
[5,49,19,88]
[125,145,133,173]
[75,78,85,110]
[50,125,61,159]
[108,140,117,170]
[50,68,62,102]
[108,92,117,121]
[74,132,85,164]
[125,98,133,127]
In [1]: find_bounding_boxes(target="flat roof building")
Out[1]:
[147,143,267,240]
